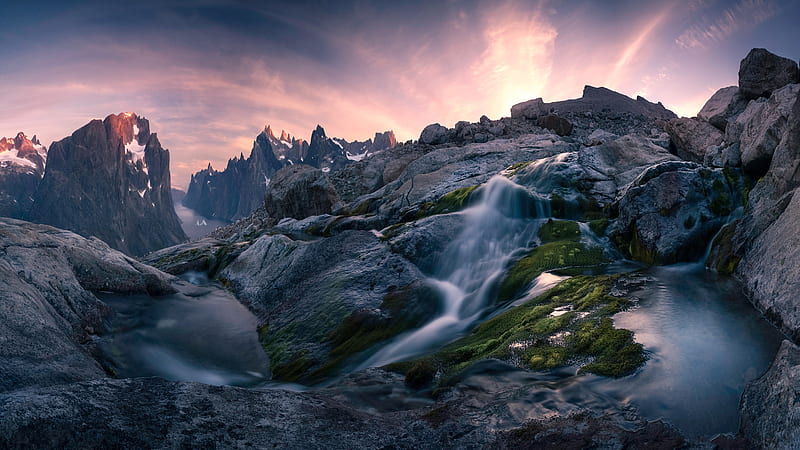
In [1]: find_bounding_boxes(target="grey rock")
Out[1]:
[545,86,676,120]
[0,218,174,393]
[221,230,436,380]
[738,48,800,100]
[727,83,800,177]
[385,213,467,273]
[612,162,743,264]
[0,132,46,218]
[510,97,546,120]
[263,164,341,222]
[664,117,724,163]
[703,143,741,168]
[141,237,247,276]
[740,340,800,449]
[419,123,450,145]
[586,129,618,146]
[697,86,748,131]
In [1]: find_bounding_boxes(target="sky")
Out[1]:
[1,0,799,189]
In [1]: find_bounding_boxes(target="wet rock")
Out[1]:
[537,114,573,137]
[141,237,247,276]
[221,230,436,381]
[664,117,724,163]
[726,83,800,177]
[385,213,467,273]
[419,123,450,145]
[738,48,800,100]
[263,164,341,222]
[510,98,546,120]
[0,218,174,393]
[611,163,743,264]
[740,340,800,449]
[698,86,748,131]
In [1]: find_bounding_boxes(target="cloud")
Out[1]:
[675,0,779,49]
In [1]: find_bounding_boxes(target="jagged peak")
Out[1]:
[264,125,277,140]
[280,130,289,141]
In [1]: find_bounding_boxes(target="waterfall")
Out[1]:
[360,175,550,368]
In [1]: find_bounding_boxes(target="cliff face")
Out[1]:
[0,132,47,218]
[183,125,396,221]
[28,113,186,256]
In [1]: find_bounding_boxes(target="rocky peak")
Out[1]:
[280,130,289,141]
[264,125,277,140]
[373,130,397,150]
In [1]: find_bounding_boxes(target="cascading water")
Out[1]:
[360,175,550,368]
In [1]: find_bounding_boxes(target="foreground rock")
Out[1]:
[263,164,341,223]
[664,117,723,163]
[0,218,174,393]
[27,113,186,256]
[740,340,800,449]
[222,230,439,382]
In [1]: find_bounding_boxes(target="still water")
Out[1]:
[174,203,229,240]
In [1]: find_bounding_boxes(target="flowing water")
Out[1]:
[98,272,270,386]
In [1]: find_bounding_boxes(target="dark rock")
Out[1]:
[698,86,748,131]
[27,113,186,256]
[738,48,800,100]
[263,164,341,222]
[537,114,573,136]
[0,218,174,393]
[305,125,349,172]
[664,117,724,163]
[419,123,450,145]
[545,86,676,120]
[740,340,800,448]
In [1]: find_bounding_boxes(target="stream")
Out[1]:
[99,175,784,439]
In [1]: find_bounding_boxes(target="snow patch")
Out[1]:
[321,167,331,173]
[138,189,146,198]
[346,152,367,162]
[126,124,147,165]
[332,139,343,149]
[0,149,37,168]
[280,140,293,149]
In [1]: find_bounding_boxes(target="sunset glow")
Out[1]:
[1,0,798,188]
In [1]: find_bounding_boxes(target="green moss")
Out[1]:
[428,185,479,216]
[588,218,609,236]
[497,241,607,302]
[550,194,566,218]
[405,360,437,389]
[397,275,644,381]
[572,318,645,377]
[271,351,314,382]
[626,225,657,266]
[504,161,533,177]
[538,219,580,243]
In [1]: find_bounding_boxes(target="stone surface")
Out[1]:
[727,83,800,177]
[0,218,174,393]
[738,48,800,100]
[612,162,743,264]
[419,123,450,145]
[697,86,748,131]
[740,340,800,449]
[537,114,573,136]
[263,164,341,222]
[664,117,724,163]
[27,113,186,256]
[221,230,436,380]
[510,97,546,120]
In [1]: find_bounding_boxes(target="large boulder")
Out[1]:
[0,218,174,393]
[221,230,438,382]
[263,164,341,222]
[738,48,800,100]
[510,98,546,120]
[664,117,724,163]
[740,340,800,449]
[537,114,573,136]
[726,83,800,177]
[697,86,748,131]
[611,162,744,264]
[419,123,450,145]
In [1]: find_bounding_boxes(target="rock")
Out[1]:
[510,98,546,120]
[305,125,350,173]
[263,164,341,222]
[664,117,724,163]
[141,237,247,276]
[697,86,748,131]
[0,218,174,393]
[547,86,676,120]
[27,113,186,256]
[703,143,741,168]
[537,114,573,136]
[727,83,800,177]
[586,129,617,146]
[611,162,744,264]
[738,48,800,100]
[740,340,800,449]
[385,213,467,273]
[419,123,450,145]
[0,132,46,218]
[221,230,438,381]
